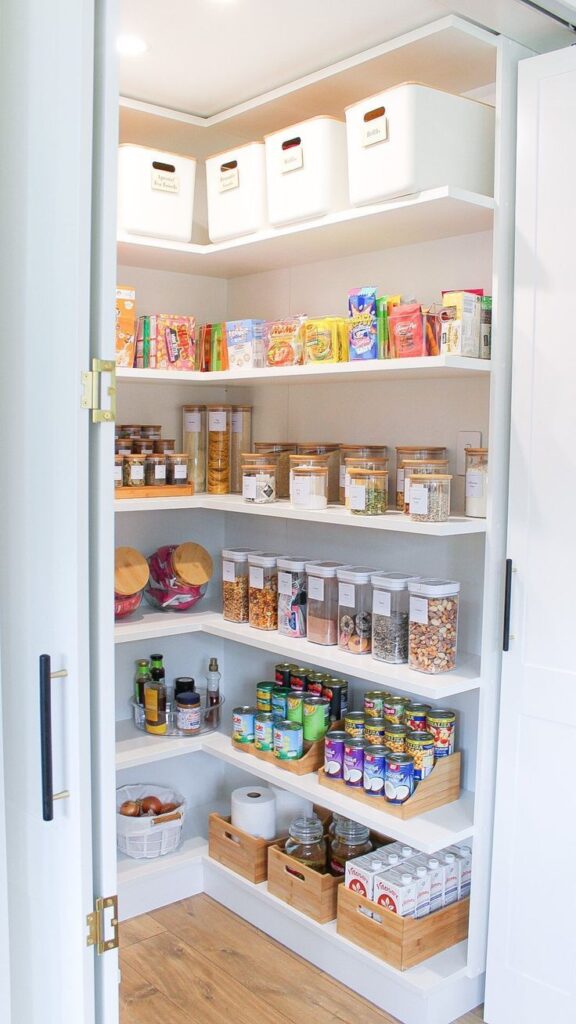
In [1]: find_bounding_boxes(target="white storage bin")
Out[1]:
[345,83,495,206]
[116,784,186,859]
[206,142,268,242]
[117,144,196,242]
[264,116,348,226]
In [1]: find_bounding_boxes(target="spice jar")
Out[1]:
[118,424,142,438]
[139,425,162,438]
[277,557,310,638]
[122,454,146,487]
[144,454,167,486]
[339,445,388,503]
[115,437,133,456]
[207,405,231,494]
[132,438,154,456]
[182,405,207,493]
[337,566,374,654]
[297,444,340,502]
[241,459,277,504]
[248,552,279,630]
[230,406,252,493]
[291,465,328,510]
[402,459,449,513]
[343,457,388,508]
[254,443,296,498]
[409,473,452,522]
[285,816,327,873]
[465,447,488,518]
[371,572,419,664]
[306,561,344,646]
[330,819,373,876]
[153,438,176,454]
[348,468,389,515]
[222,548,258,623]
[408,578,460,673]
[395,446,447,509]
[166,452,189,485]
[114,455,124,489]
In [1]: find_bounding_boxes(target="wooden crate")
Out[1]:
[317,752,461,819]
[267,843,343,923]
[115,484,194,499]
[232,720,343,776]
[208,813,286,884]
[337,885,470,971]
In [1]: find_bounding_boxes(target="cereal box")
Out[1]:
[225,319,265,369]
[135,314,196,370]
[441,291,481,357]
[348,288,378,360]
[115,286,136,367]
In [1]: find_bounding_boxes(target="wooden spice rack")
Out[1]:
[231,721,343,776]
[115,484,195,499]
[317,752,461,819]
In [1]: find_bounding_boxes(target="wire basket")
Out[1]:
[116,784,186,859]
[131,688,224,737]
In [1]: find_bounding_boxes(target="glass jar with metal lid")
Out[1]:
[465,447,488,518]
[409,474,452,522]
[371,571,419,664]
[402,459,449,513]
[182,404,207,493]
[305,561,344,647]
[348,468,389,515]
[337,566,374,654]
[395,446,448,509]
[285,815,327,873]
[339,445,388,503]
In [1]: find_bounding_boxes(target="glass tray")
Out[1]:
[131,689,225,738]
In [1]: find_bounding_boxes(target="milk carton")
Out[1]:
[374,869,417,919]
[345,851,389,900]
[446,845,472,899]
[381,841,416,862]
[410,855,445,913]
[438,851,459,906]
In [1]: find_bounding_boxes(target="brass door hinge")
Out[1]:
[86,895,119,954]
[81,359,116,423]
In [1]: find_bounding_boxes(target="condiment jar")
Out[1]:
[222,548,260,623]
[166,452,189,485]
[277,556,310,638]
[241,459,277,504]
[408,578,460,673]
[330,819,373,876]
[248,552,280,630]
[337,566,374,654]
[465,447,488,518]
[285,816,327,873]
[343,457,388,508]
[339,445,388,503]
[395,446,448,510]
[291,465,328,510]
[348,468,389,515]
[371,572,419,664]
[153,438,176,454]
[114,455,124,489]
[182,404,207,493]
[305,561,344,646]
[175,691,201,734]
[207,405,231,494]
[144,454,167,486]
[409,473,452,523]
[122,453,145,487]
[402,459,449,514]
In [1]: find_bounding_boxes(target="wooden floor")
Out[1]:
[120,895,484,1024]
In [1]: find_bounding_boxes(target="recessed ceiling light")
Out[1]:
[116,35,148,57]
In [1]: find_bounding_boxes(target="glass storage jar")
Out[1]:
[465,447,488,518]
[144,454,167,486]
[297,444,340,503]
[207,404,231,494]
[348,468,389,515]
[122,453,145,487]
[241,459,277,504]
[371,572,418,664]
[182,404,206,493]
[291,465,328,510]
[230,406,252,494]
[166,452,189,485]
[115,437,133,456]
[339,445,388,503]
[408,578,460,673]
[153,438,176,454]
[409,473,452,522]
[132,438,154,456]
[402,459,450,513]
[118,424,142,438]
[248,552,280,630]
[254,443,296,499]
[114,455,124,489]
[222,548,259,623]
[277,556,310,638]
[289,454,329,501]
[395,446,448,509]
[330,819,373,876]
[285,816,327,873]
[343,456,388,507]
[337,566,374,654]
[139,425,162,438]
[305,561,344,646]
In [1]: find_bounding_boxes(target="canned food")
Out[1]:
[344,711,365,739]
[363,691,389,718]
[343,738,365,787]
[275,663,293,686]
[383,695,411,724]
[363,744,389,796]
[364,717,387,746]
[272,687,291,721]
[405,730,435,781]
[384,722,406,753]
[426,709,456,758]
[289,666,308,692]
[232,706,257,744]
[322,678,348,721]
[403,702,431,731]
[256,682,275,713]
[324,730,346,779]
[274,720,303,761]
[305,670,326,696]
[303,696,330,741]
[255,712,274,751]
[286,690,307,724]
[384,752,414,804]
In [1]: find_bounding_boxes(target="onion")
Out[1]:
[141,795,163,816]
[119,800,141,817]
[159,802,178,814]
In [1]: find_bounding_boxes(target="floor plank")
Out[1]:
[119,960,197,1024]
[120,912,166,948]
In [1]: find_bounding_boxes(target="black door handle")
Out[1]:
[39,654,54,821]
[502,559,513,652]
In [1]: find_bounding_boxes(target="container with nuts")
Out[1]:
[408,579,460,673]
[207,405,231,494]
[248,552,281,630]
[395,446,448,510]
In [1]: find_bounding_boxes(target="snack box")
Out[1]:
[115,286,136,367]
[424,305,457,357]
[264,317,305,366]
[225,319,265,369]
[303,317,348,363]
[136,314,196,370]
[348,288,378,360]
[441,291,481,357]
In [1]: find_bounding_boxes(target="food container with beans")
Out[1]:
[114,546,150,619]
[291,465,329,510]
[123,454,146,487]
[166,453,189,485]
[384,722,406,753]
[114,455,124,489]
[144,454,167,486]
[248,552,280,630]
[343,457,388,508]
[337,566,373,654]
[409,474,452,523]
[408,578,460,673]
[182,404,206,493]
[344,711,365,738]
[348,467,388,516]
[402,459,449,513]
[305,560,344,646]
[222,548,259,623]
[207,404,231,494]
[395,446,448,510]
[371,572,418,664]
[230,405,253,493]
[405,730,435,780]
[241,458,277,504]
[426,709,456,757]
[296,444,340,503]
[254,443,296,498]
[465,447,488,518]
[339,445,388,504]
[363,691,389,717]
[153,438,176,454]
[277,556,309,638]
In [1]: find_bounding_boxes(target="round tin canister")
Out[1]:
[322,678,348,721]
[289,666,308,692]
[384,722,406,753]
[363,690,389,718]
[286,690,307,724]
[364,717,387,746]
[303,696,330,741]
[343,738,365,787]
[383,695,411,724]
[403,702,431,732]
[305,670,326,696]
[324,730,346,779]
[384,752,414,804]
[275,663,293,686]
[273,720,304,761]
[271,687,291,721]
[363,745,389,796]
[426,709,456,758]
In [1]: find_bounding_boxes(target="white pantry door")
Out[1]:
[484,46,576,1024]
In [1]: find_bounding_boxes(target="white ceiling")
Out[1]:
[118,0,574,116]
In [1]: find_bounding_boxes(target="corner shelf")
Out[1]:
[115,718,206,770]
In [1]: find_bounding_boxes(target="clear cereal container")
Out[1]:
[144,454,167,486]
[277,556,310,638]
[207,404,231,494]
[343,457,388,508]
[114,455,124,489]
[291,465,328,510]
[123,454,145,487]
[371,572,419,664]
[241,457,277,504]
[182,404,207,493]
[254,442,296,499]
[465,447,488,518]
[306,561,344,646]
[166,453,189,485]
[348,468,389,515]
[403,459,449,513]
[408,578,460,673]
[395,446,447,509]
[248,552,280,630]
[222,548,260,623]
[409,473,452,523]
[337,566,374,655]
[339,445,388,503]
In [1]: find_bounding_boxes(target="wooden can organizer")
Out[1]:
[317,751,461,819]
[115,484,194,499]
[232,721,343,776]
[337,885,470,971]
[208,812,287,884]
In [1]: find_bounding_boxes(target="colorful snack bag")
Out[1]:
[115,286,136,367]
[225,319,265,369]
[424,305,456,357]
[388,303,425,358]
[303,316,347,363]
[348,288,378,360]
[198,323,212,372]
[265,316,305,366]
[210,322,229,371]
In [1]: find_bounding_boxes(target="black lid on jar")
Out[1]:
[176,691,200,705]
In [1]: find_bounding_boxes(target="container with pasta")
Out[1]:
[207,404,231,494]
[182,405,206,492]
[248,552,280,630]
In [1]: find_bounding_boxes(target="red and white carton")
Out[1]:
[446,844,472,899]
[380,841,416,862]
[409,854,445,913]
[438,851,459,906]
[345,851,389,900]
[412,865,431,918]
[373,869,417,919]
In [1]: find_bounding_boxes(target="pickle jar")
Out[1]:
[254,442,296,499]
[291,464,328,510]
[166,453,189,485]
[339,445,388,503]
[153,438,176,454]
[248,552,280,630]
[402,459,449,513]
[465,447,488,518]
[241,458,277,504]
[330,819,373,876]
[408,578,460,673]
[207,405,231,494]
[222,548,259,623]
[114,455,124,490]
[144,454,166,486]
[230,406,253,493]
[182,404,207,493]
[337,566,374,654]
[409,473,452,523]
[305,561,344,646]
[285,816,327,873]
[371,572,418,664]
[122,454,145,487]
[395,446,448,509]
[343,456,388,508]
[348,468,388,515]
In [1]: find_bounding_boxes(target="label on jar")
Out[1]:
[242,475,257,500]
[278,571,292,596]
[130,464,144,482]
[466,471,484,497]
[176,705,201,732]
[209,410,227,432]
[155,464,166,480]
[410,596,429,625]
[373,589,391,616]
[249,566,264,589]
[339,582,355,608]
[396,468,405,492]
[114,465,122,482]
[292,477,311,505]
[404,476,412,506]
[349,483,366,511]
[409,484,428,515]
[308,576,324,601]
[184,410,202,433]
[339,465,346,487]
[231,411,244,434]
[174,464,187,480]
[222,560,236,583]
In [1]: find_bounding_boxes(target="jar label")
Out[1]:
[466,471,484,497]
[339,582,355,608]
[292,477,311,505]
[231,411,244,434]
[349,483,366,511]
[249,565,264,589]
[184,411,202,433]
[278,571,292,596]
[155,464,166,480]
[410,596,429,625]
[242,475,257,500]
[209,410,227,432]
[396,468,405,492]
[308,576,324,601]
[404,476,412,505]
[130,464,144,481]
[174,464,187,480]
[114,465,122,482]
[409,484,428,515]
[177,705,201,731]
[222,560,235,582]
[373,589,391,616]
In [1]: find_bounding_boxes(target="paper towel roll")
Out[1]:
[269,786,313,833]
[231,786,276,839]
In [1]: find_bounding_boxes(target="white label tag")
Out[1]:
[349,483,366,511]
[339,582,356,608]
[222,560,235,583]
[292,478,311,505]
[249,565,264,589]
[242,475,257,500]
[219,167,239,192]
[466,471,484,498]
[154,464,166,480]
[409,484,428,515]
[373,590,391,616]
[114,465,122,482]
[117,444,132,455]
[362,117,388,147]
[231,411,243,434]
[209,410,227,432]
[278,571,292,596]
[345,471,351,497]
[308,576,324,601]
[280,144,303,173]
[130,464,144,481]
[410,596,429,625]
[404,477,412,506]
[339,465,346,487]
[174,464,187,480]
[184,411,201,433]
[396,468,405,492]
[151,168,179,193]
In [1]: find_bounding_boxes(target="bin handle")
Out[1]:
[363,106,386,122]
[152,160,176,173]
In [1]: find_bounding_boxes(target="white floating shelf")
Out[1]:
[115,719,206,770]
[114,607,213,644]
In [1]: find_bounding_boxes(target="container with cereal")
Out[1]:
[408,579,460,673]
[337,566,373,654]
[305,561,343,646]
[222,548,259,623]
[395,446,447,510]
[248,552,280,630]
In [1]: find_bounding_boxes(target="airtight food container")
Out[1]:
[206,142,269,242]
[117,144,197,242]
[337,566,374,655]
[264,116,349,226]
